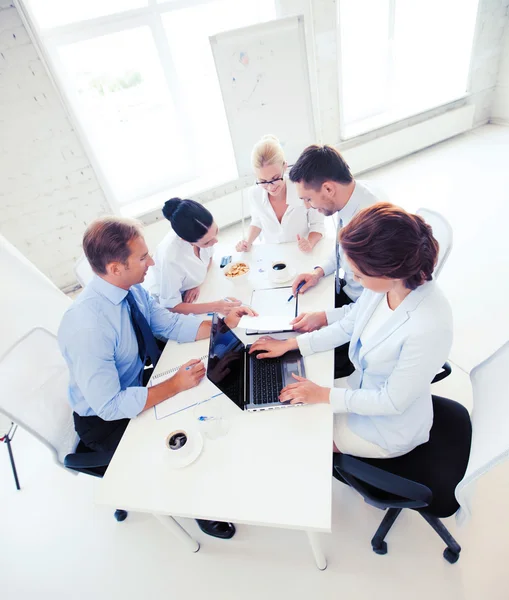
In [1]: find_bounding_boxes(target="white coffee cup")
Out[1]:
[270,261,289,283]
[165,429,193,460]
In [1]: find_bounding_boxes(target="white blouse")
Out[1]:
[144,230,214,309]
[249,179,325,244]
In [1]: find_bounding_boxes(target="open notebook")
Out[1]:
[245,286,298,335]
[148,355,222,420]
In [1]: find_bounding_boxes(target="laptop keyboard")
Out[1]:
[250,354,283,404]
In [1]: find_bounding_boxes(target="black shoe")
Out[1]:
[196,519,236,539]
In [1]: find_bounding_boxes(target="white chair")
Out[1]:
[0,327,127,520]
[74,253,94,288]
[0,328,78,468]
[416,208,453,278]
[455,341,509,523]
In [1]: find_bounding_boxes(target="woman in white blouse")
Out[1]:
[249,204,453,459]
[236,135,324,253]
[144,198,241,315]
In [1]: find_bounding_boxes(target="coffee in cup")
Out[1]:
[165,429,193,459]
[270,261,289,283]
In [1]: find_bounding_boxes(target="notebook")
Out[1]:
[148,355,222,420]
[245,286,298,335]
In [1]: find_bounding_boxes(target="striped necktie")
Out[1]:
[335,217,346,294]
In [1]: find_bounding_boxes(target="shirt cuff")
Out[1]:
[176,315,204,343]
[325,306,347,324]
[317,260,335,277]
[296,333,314,357]
[329,387,347,413]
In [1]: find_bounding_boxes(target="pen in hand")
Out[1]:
[287,280,306,302]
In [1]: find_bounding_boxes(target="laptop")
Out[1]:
[207,313,306,411]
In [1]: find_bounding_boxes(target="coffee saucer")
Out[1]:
[269,267,296,285]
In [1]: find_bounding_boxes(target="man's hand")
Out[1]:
[248,336,297,359]
[172,359,205,392]
[291,269,323,295]
[235,240,252,252]
[183,286,200,303]
[214,297,242,315]
[296,234,312,253]
[291,311,327,333]
[279,374,330,405]
[223,305,258,329]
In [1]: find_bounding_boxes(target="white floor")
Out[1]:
[2,124,509,600]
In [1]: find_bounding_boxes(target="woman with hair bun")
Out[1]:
[249,203,453,459]
[236,135,324,253]
[144,198,241,315]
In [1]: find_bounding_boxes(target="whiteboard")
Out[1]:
[210,16,316,177]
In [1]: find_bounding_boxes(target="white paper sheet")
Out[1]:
[238,315,294,332]
[148,356,222,420]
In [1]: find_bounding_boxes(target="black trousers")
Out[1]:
[334,287,355,379]
[73,366,154,453]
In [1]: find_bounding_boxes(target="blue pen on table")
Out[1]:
[287,280,306,302]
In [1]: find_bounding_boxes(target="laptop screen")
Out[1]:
[207,314,245,409]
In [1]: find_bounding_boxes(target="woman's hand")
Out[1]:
[291,311,327,333]
[248,336,297,359]
[235,240,252,252]
[279,374,330,405]
[183,286,200,303]
[214,297,242,315]
[223,305,258,329]
[296,234,312,253]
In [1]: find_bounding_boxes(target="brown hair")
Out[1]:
[83,216,143,275]
[339,203,439,290]
[289,145,352,190]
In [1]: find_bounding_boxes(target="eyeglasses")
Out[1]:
[255,174,285,187]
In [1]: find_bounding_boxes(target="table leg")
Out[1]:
[154,514,200,553]
[306,531,327,570]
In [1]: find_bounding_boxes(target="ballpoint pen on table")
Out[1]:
[287,280,306,302]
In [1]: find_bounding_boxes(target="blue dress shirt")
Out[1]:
[58,276,203,420]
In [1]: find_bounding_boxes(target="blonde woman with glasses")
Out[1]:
[236,135,324,253]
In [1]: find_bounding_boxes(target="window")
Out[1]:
[338,0,479,138]
[24,0,276,214]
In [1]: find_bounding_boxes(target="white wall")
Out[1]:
[0,1,112,289]
[492,18,509,122]
[0,0,508,291]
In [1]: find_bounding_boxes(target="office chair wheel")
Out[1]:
[372,541,388,555]
[114,509,128,522]
[443,548,460,564]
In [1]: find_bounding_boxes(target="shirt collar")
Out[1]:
[337,181,361,224]
[90,275,129,305]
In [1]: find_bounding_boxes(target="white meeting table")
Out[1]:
[96,240,335,569]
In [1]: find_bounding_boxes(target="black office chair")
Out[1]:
[333,392,472,564]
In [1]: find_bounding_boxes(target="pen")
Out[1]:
[287,280,306,302]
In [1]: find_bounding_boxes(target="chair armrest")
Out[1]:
[334,454,432,510]
[64,450,114,470]
[431,361,452,384]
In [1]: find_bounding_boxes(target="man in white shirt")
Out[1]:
[288,145,386,377]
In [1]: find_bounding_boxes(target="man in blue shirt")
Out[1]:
[59,216,252,539]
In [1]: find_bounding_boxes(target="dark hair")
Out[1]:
[83,216,143,275]
[339,203,439,290]
[289,145,353,190]
[162,198,213,243]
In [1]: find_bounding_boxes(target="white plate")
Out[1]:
[268,267,296,285]
[166,431,204,469]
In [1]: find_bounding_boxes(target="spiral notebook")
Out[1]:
[149,355,222,420]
